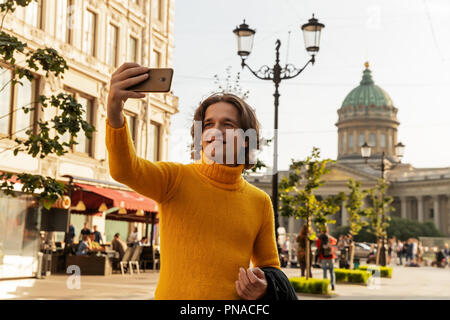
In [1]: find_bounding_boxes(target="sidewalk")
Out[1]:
[1,266,449,300]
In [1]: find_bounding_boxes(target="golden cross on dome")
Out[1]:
[364,61,370,69]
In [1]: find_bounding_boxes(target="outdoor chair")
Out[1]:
[129,245,143,275]
[120,247,135,275]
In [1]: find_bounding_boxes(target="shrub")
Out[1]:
[334,268,372,285]
[358,265,393,278]
[289,277,330,295]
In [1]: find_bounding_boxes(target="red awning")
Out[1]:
[74,183,158,212]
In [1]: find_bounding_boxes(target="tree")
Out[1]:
[344,179,369,269]
[365,178,395,266]
[279,147,345,279]
[0,0,94,209]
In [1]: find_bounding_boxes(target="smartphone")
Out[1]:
[127,68,173,92]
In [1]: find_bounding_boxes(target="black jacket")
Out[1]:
[259,267,298,300]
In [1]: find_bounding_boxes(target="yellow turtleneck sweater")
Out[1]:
[105,117,280,300]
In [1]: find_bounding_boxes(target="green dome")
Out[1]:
[341,66,393,108]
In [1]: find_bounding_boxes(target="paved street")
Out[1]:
[1,266,449,300]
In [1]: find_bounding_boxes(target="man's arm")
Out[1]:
[106,63,182,203]
[250,195,281,269]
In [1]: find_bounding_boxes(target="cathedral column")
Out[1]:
[417,196,424,223]
[288,216,295,235]
[433,195,440,231]
[341,202,348,226]
[400,196,407,219]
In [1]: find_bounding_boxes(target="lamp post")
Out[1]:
[233,15,325,254]
[361,141,405,266]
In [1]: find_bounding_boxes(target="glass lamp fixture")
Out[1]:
[395,142,405,159]
[233,20,256,58]
[361,142,371,160]
[301,14,325,55]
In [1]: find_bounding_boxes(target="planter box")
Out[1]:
[66,255,112,276]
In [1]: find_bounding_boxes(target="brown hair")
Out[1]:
[190,93,261,170]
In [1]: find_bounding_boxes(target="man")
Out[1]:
[106,63,281,300]
[127,226,139,247]
[92,225,103,244]
[79,222,91,241]
[138,236,149,246]
[111,233,127,260]
[88,232,104,252]
[316,226,337,291]
[76,235,90,256]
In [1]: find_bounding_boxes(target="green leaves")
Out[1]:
[365,178,395,238]
[0,171,67,208]
[278,147,344,232]
[0,2,95,209]
[345,179,369,236]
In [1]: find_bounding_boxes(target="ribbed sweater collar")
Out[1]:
[192,152,245,190]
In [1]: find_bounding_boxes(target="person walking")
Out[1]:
[296,225,313,278]
[79,222,91,241]
[92,225,104,244]
[105,62,284,300]
[396,239,403,265]
[316,226,337,291]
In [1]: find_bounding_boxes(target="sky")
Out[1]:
[168,0,450,171]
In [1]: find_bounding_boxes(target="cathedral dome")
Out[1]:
[337,62,398,123]
[336,62,400,162]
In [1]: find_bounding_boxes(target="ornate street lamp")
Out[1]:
[233,15,325,260]
[360,141,406,266]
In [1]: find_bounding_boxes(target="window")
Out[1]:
[0,67,37,139]
[73,95,93,155]
[341,134,345,152]
[56,0,72,43]
[25,0,42,29]
[151,50,161,68]
[124,112,136,146]
[348,134,354,149]
[63,90,94,156]
[15,78,36,139]
[107,23,119,66]
[380,134,386,148]
[149,122,160,161]
[128,36,138,63]
[0,68,12,135]
[369,133,376,147]
[82,9,96,56]
[358,133,365,147]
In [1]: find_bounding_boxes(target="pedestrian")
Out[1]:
[444,243,449,259]
[105,63,288,300]
[316,226,337,291]
[79,222,91,241]
[296,225,313,278]
[64,223,75,246]
[92,225,104,244]
[128,226,139,247]
[396,239,403,265]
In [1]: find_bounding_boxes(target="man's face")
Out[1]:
[202,102,245,165]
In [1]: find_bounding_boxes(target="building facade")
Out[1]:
[246,63,450,239]
[0,0,178,279]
